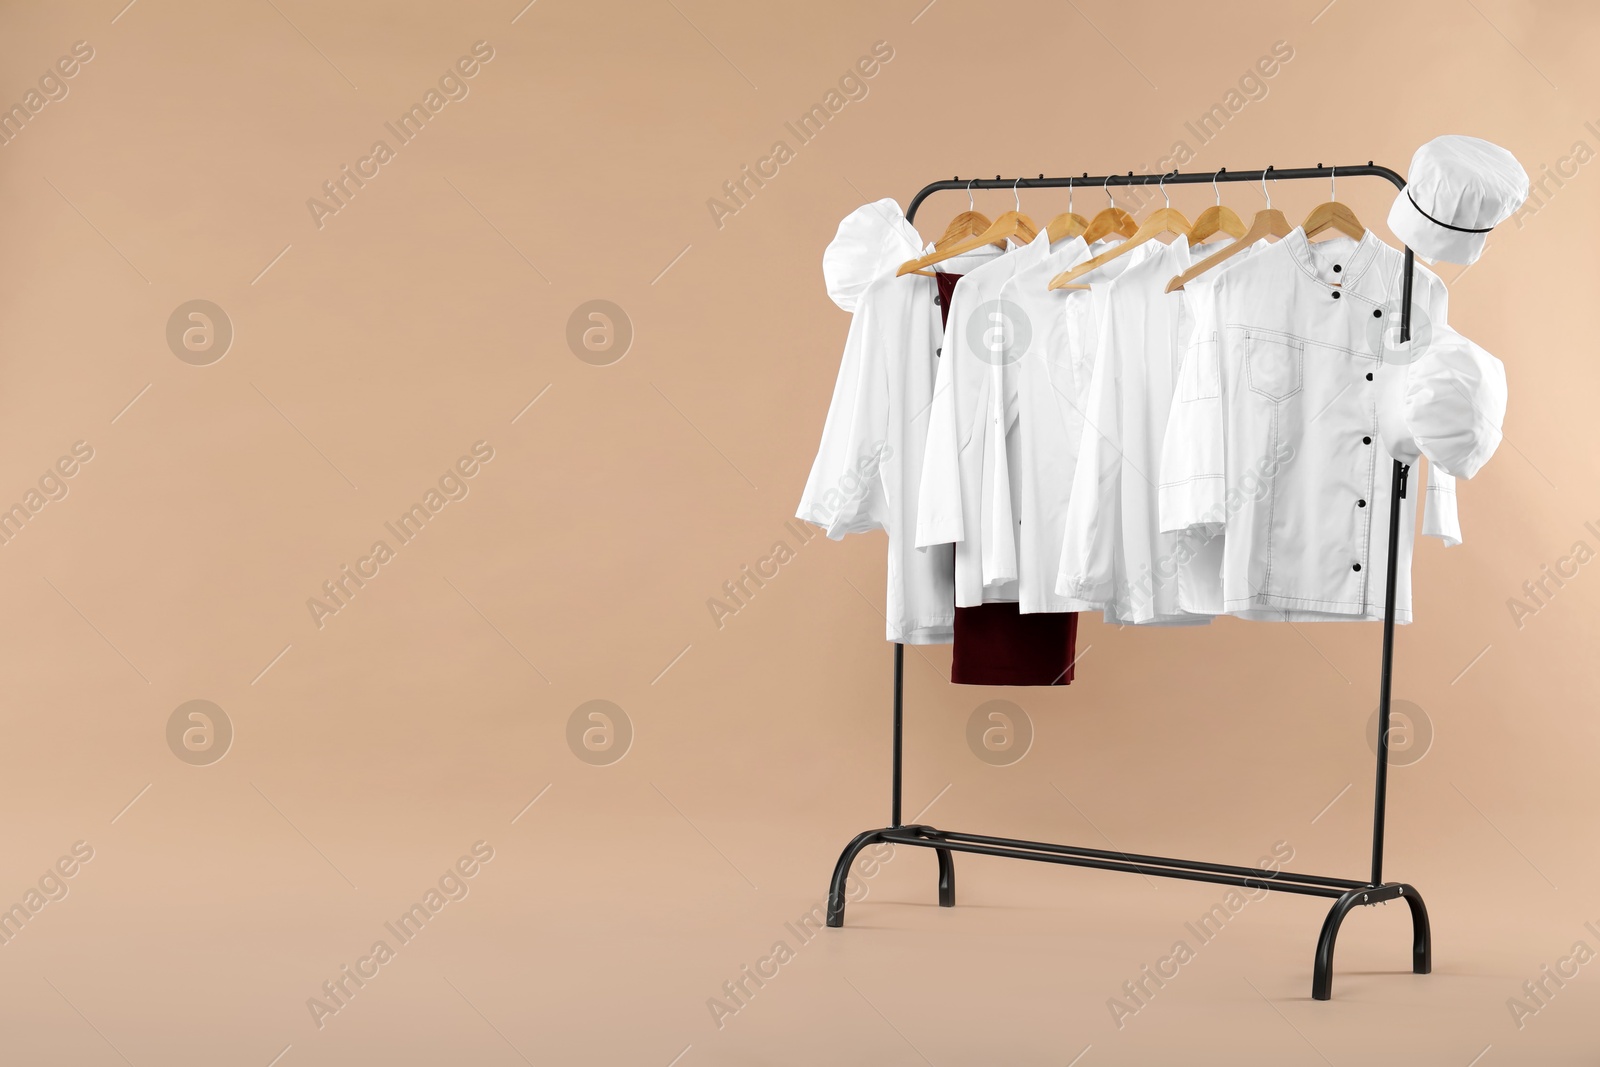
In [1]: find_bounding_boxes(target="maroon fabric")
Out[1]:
[934,270,963,326]
[935,268,1080,687]
[953,603,1078,686]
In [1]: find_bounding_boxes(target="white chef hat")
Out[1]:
[822,198,923,312]
[1403,325,1507,480]
[1387,136,1529,265]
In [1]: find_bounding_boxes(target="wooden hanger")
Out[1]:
[1165,170,1291,293]
[1301,167,1365,240]
[1189,171,1246,246]
[937,210,994,249]
[932,180,997,251]
[1047,210,1088,243]
[1079,174,1138,245]
[1045,178,1089,243]
[1048,175,1191,291]
[898,180,1035,277]
[1082,207,1136,244]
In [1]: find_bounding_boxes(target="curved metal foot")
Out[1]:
[1401,883,1432,976]
[1312,882,1430,1000]
[826,827,960,926]
[827,829,888,927]
[935,844,956,907]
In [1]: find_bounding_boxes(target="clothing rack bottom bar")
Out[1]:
[920,827,1366,891]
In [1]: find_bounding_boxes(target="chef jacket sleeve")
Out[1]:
[1421,459,1462,548]
[796,289,890,538]
[1158,282,1227,532]
[1402,269,1505,548]
[915,280,970,548]
[1403,324,1507,482]
[1056,285,1122,603]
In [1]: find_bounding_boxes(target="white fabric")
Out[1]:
[1057,238,1243,624]
[915,233,1150,613]
[799,203,1005,642]
[1157,228,1494,623]
[800,201,923,536]
[822,198,924,312]
[1387,135,1528,265]
[1401,326,1507,479]
[1375,326,1505,549]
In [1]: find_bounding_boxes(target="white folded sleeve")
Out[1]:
[1404,326,1507,481]
[796,297,888,536]
[1056,290,1121,603]
[1158,294,1227,533]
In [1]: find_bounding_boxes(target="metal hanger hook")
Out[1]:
[966,179,976,212]
[1012,177,1022,213]
[1103,174,1114,209]
[1261,167,1273,209]
[1066,175,1074,214]
[1212,170,1222,206]
[1330,165,1337,201]
[1159,170,1175,209]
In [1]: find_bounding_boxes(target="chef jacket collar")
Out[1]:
[1003,229,1091,278]
[1285,225,1381,288]
[1043,233,1090,272]
[1155,234,1194,276]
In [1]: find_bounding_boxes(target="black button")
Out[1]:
[1358,499,1367,507]
[1333,264,1343,273]
[1352,564,1362,572]
[1365,372,1374,381]
[934,295,942,306]
[1363,436,1372,444]
[1373,309,1382,318]
[1331,290,1341,299]
[935,347,942,357]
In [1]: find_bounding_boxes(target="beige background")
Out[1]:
[0,0,1597,1063]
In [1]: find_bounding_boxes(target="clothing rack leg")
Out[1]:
[1312,459,1432,998]
[891,643,903,828]
[883,643,956,907]
[1370,460,1408,887]
[1371,246,1415,889]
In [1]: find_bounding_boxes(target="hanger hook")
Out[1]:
[1103,174,1113,209]
[1261,167,1272,209]
[1012,177,1022,213]
[1067,175,1074,213]
[1212,169,1222,206]
[965,178,976,212]
[1330,164,1336,201]
[1159,170,1174,209]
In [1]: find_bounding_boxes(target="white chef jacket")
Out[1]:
[915,233,1152,613]
[798,200,1006,642]
[1057,237,1240,624]
[1157,228,1502,622]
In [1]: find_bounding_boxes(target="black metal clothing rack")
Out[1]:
[824,164,1430,1002]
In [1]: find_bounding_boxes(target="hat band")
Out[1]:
[1407,193,1494,234]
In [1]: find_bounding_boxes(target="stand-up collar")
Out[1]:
[1285,225,1382,289]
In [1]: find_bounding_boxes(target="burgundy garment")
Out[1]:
[953,603,1079,686]
[935,268,1080,687]
[934,270,963,324]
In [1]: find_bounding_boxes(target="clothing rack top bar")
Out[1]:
[905,164,1405,223]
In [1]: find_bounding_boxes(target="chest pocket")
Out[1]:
[1244,330,1305,402]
